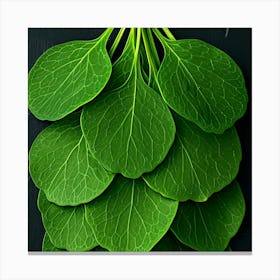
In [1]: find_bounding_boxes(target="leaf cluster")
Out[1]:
[29,28,248,252]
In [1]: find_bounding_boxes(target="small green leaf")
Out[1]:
[171,181,245,251]
[81,29,175,179]
[38,191,98,251]
[28,28,113,121]
[152,230,193,251]
[143,113,241,202]
[42,233,65,252]
[156,32,248,133]
[85,176,178,251]
[29,112,114,206]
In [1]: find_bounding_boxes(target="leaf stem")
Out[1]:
[109,28,126,58]
[141,29,158,83]
[133,28,142,64]
[146,28,160,69]
[101,27,114,39]
[162,28,176,40]
[152,28,165,42]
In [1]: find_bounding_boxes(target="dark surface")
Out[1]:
[28,28,252,252]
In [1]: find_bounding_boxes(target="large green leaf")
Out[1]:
[143,113,241,202]
[42,233,65,252]
[29,112,114,206]
[38,191,98,251]
[155,30,248,133]
[81,29,176,179]
[171,181,245,251]
[28,28,113,121]
[85,176,178,251]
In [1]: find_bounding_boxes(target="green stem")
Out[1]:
[152,28,165,42]
[109,28,126,58]
[142,29,157,82]
[146,28,160,69]
[162,28,175,40]
[133,28,142,64]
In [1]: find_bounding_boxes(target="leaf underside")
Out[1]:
[85,176,179,251]
[29,112,114,206]
[143,113,242,202]
[81,31,176,179]
[38,190,98,251]
[171,181,245,251]
[157,38,248,133]
[28,29,112,121]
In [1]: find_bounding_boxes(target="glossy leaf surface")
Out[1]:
[85,176,178,251]
[29,112,114,206]
[171,181,245,251]
[28,29,113,121]
[143,113,241,202]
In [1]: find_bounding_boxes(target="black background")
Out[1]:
[28,28,252,251]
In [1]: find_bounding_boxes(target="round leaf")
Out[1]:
[85,176,178,251]
[81,31,176,179]
[157,35,248,133]
[171,181,245,251]
[38,191,98,251]
[143,114,242,202]
[29,112,114,206]
[28,29,113,121]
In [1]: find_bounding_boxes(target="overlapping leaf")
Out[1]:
[171,181,245,251]
[28,29,113,121]
[155,30,248,133]
[28,28,248,253]
[143,113,242,202]
[29,112,114,206]
[85,176,178,251]
[81,29,176,178]
[38,191,98,251]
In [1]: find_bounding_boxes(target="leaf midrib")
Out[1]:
[48,135,84,195]
[125,68,138,169]
[126,181,135,249]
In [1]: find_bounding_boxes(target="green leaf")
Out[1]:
[42,233,65,252]
[38,191,98,251]
[155,31,248,133]
[152,230,193,251]
[85,175,178,251]
[28,28,113,121]
[171,181,245,251]
[29,112,114,206]
[143,113,241,202]
[81,29,176,179]
[42,233,107,252]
